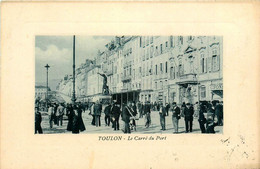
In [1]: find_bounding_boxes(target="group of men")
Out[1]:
[156,101,223,134]
[35,102,86,134]
[35,99,223,134]
[88,101,137,133]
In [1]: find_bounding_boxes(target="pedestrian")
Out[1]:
[122,102,132,133]
[129,102,137,131]
[111,102,121,131]
[35,106,43,134]
[181,102,186,117]
[57,103,65,126]
[156,103,160,111]
[165,103,170,116]
[77,104,86,132]
[215,101,223,126]
[90,102,95,126]
[104,103,112,126]
[144,101,151,128]
[72,104,80,134]
[48,104,54,128]
[94,100,102,127]
[219,101,223,126]
[194,102,199,118]
[171,102,181,133]
[139,102,144,118]
[66,103,74,131]
[159,102,166,131]
[184,103,194,133]
[53,103,58,125]
[198,103,207,133]
[205,114,218,133]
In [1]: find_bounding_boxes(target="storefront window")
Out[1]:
[200,86,206,99]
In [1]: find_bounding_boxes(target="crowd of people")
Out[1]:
[35,100,223,134]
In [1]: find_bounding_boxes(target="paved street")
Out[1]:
[40,110,223,134]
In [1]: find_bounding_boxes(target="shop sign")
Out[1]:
[210,83,223,90]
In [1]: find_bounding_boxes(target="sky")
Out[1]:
[35,36,114,90]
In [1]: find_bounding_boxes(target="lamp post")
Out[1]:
[71,35,76,104]
[44,64,50,109]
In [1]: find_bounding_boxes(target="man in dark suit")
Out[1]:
[104,103,112,126]
[144,101,151,128]
[165,103,170,116]
[215,102,223,126]
[111,102,121,131]
[184,103,194,133]
[122,102,131,133]
[93,101,102,127]
[35,107,43,134]
[159,102,167,131]
[171,102,181,133]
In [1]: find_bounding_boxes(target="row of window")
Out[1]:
[154,80,168,90]
[122,54,220,79]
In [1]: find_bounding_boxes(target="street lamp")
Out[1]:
[44,64,50,109]
[71,35,76,104]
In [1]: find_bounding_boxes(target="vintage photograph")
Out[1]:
[35,36,223,134]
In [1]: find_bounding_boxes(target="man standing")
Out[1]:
[48,104,54,128]
[215,101,223,126]
[122,102,131,133]
[53,103,58,125]
[165,103,170,116]
[138,102,143,118]
[104,103,112,126]
[198,103,207,133]
[111,102,121,131]
[57,103,65,126]
[184,103,194,133]
[171,102,181,134]
[90,102,95,126]
[144,101,151,128]
[35,107,43,134]
[130,102,137,131]
[159,102,166,131]
[94,100,102,127]
[194,102,199,118]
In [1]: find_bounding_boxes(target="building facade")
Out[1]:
[35,85,51,100]
[57,36,223,105]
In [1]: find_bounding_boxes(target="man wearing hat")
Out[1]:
[35,106,43,134]
[171,102,181,133]
[111,101,121,130]
[184,103,194,133]
[104,102,112,126]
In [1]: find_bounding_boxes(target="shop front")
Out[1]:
[210,82,223,101]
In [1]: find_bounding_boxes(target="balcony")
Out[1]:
[121,75,132,82]
[176,73,198,85]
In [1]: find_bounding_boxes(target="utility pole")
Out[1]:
[44,64,50,109]
[72,35,76,104]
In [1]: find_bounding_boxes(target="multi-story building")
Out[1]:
[57,36,223,105]
[167,36,223,104]
[35,85,51,100]
[101,36,223,105]
[86,66,103,99]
